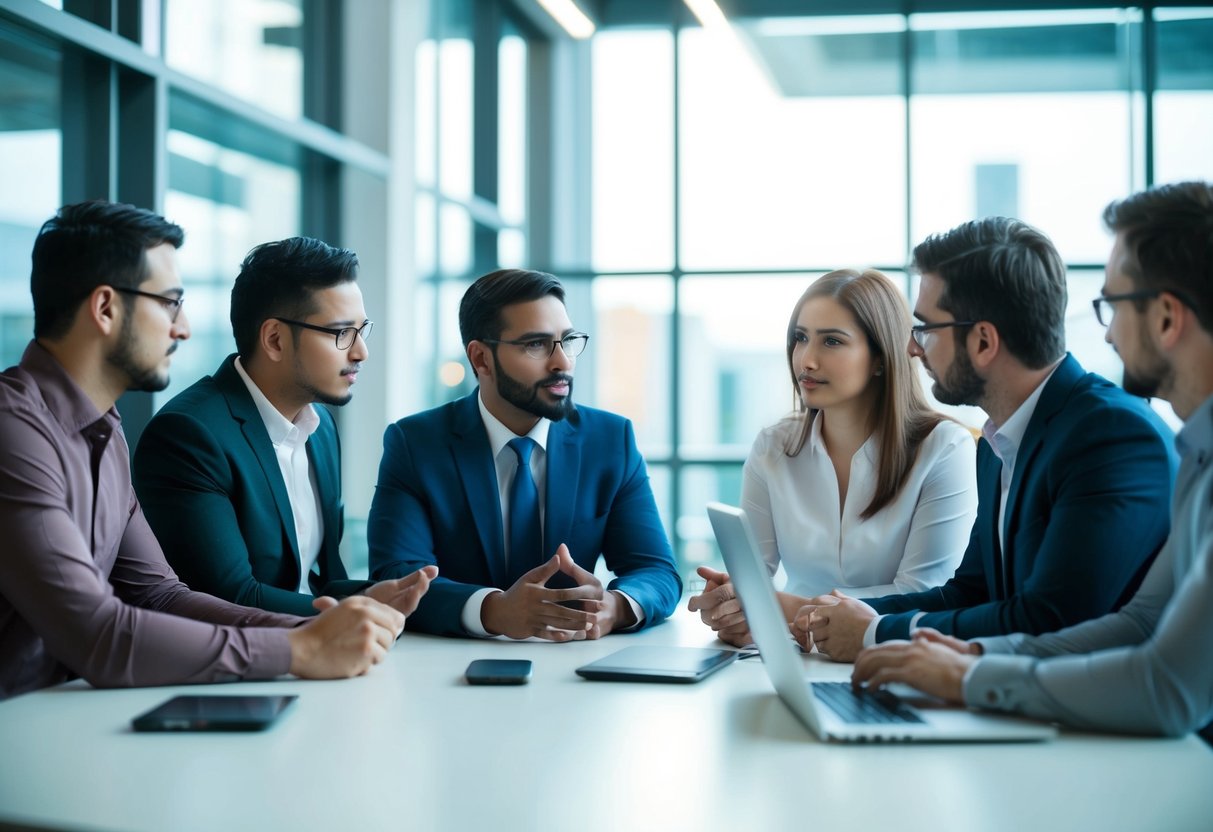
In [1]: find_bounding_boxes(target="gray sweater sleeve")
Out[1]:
[963,538,1213,736]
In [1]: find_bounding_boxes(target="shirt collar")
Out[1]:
[233,356,319,449]
[1176,392,1213,465]
[21,340,118,435]
[477,389,550,460]
[981,359,1063,465]
[806,411,878,463]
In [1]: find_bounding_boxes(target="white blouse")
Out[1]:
[741,414,977,600]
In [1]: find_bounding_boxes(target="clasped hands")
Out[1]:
[688,571,980,704]
[481,544,634,641]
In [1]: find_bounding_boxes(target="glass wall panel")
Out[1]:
[415,38,437,188]
[909,10,1139,264]
[680,17,907,271]
[438,36,474,200]
[591,275,673,456]
[165,0,304,120]
[161,120,302,405]
[0,25,60,367]
[678,274,814,459]
[438,202,473,276]
[1154,8,1213,182]
[679,463,744,576]
[499,28,527,228]
[427,279,474,405]
[591,29,674,272]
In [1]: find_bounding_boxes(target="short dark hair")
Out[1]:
[1103,181,1213,336]
[458,268,566,351]
[31,200,185,339]
[912,217,1067,369]
[230,236,359,359]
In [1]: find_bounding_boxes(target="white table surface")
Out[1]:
[1,607,1211,832]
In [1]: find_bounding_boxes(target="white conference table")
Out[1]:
[1,607,1211,832]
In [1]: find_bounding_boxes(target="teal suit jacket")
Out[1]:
[133,355,368,616]
[871,354,1176,640]
[368,392,681,636]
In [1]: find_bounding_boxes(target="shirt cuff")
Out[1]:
[461,588,501,637]
[961,654,1037,711]
[613,590,645,632]
[863,615,882,648]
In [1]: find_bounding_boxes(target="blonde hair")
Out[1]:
[784,269,946,519]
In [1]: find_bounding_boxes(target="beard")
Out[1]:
[1122,324,1170,400]
[493,351,575,422]
[107,316,171,393]
[294,353,357,407]
[930,343,986,407]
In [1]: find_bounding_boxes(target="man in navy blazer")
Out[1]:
[369,269,681,639]
[134,237,434,618]
[798,217,1176,661]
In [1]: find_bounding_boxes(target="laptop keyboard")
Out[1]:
[811,681,925,725]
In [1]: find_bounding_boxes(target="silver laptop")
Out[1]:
[707,502,1057,743]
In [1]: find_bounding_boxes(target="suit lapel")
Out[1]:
[1000,354,1082,590]
[544,414,581,559]
[451,394,507,586]
[216,359,302,569]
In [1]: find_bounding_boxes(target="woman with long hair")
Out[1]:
[689,269,977,646]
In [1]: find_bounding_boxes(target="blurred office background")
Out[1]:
[1,0,1210,580]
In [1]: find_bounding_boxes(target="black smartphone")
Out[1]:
[465,659,533,685]
[131,694,298,732]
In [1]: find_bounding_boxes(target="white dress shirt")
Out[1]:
[744,413,977,603]
[461,391,643,636]
[233,358,324,595]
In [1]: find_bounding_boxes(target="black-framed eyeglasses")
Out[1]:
[114,287,185,323]
[1090,290,1186,328]
[910,320,978,348]
[482,332,589,360]
[273,317,373,350]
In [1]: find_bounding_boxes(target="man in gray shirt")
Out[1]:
[0,200,423,698]
[851,180,1213,742]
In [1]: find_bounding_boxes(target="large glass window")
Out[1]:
[160,96,303,404]
[587,6,1207,570]
[1154,7,1213,182]
[164,0,304,120]
[910,9,1140,264]
[681,17,907,270]
[0,26,60,367]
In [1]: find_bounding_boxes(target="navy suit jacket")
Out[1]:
[133,355,368,617]
[871,354,1176,641]
[368,392,682,636]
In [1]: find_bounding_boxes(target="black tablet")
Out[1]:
[131,694,298,732]
[575,646,739,683]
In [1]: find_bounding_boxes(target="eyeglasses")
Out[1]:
[1091,290,1170,327]
[910,320,978,348]
[482,332,590,360]
[114,287,185,323]
[273,317,373,350]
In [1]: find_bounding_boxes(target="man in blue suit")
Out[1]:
[134,237,434,618]
[369,269,681,639]
[797,217,1176,661]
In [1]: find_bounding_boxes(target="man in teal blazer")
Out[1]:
[369,269,681,638]
[134,237,434,618]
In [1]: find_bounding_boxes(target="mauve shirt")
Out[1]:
[0,342,300,698]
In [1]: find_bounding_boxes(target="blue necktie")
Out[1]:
[507,437,542,582]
